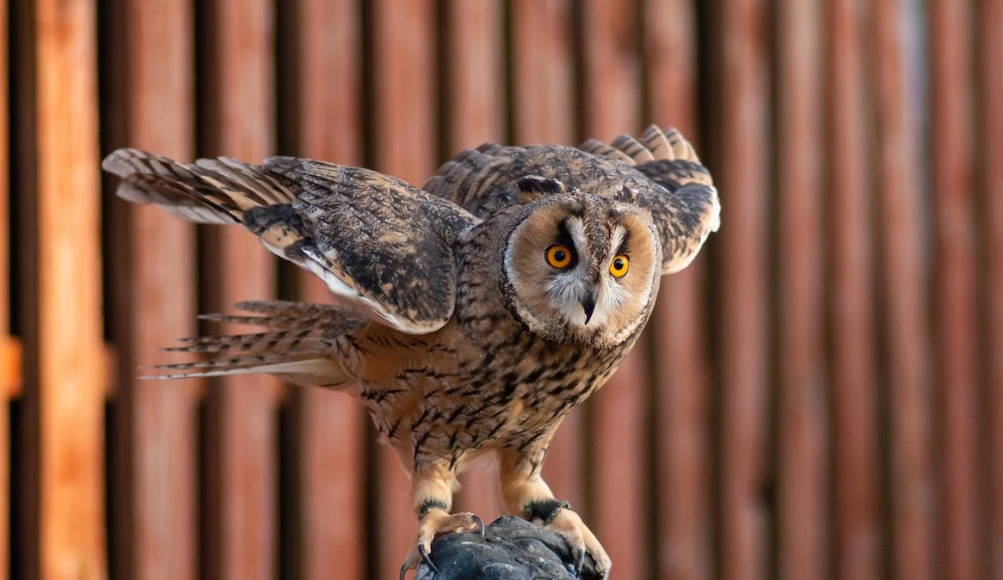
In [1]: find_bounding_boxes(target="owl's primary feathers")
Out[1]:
[103,125,719,579]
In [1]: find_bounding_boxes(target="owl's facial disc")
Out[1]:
[503,197,661,346]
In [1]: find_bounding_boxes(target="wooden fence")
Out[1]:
[3,0,1001,579]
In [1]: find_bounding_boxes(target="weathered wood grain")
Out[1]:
[716,0,771,578]
[114,1,201,579]
[929,1,979,579]
[872,1,934,579]
[35,0,107,577]
[777,0,828,579]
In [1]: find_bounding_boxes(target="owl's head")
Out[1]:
[501,177,661,348]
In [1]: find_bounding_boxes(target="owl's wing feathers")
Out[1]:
[253,158,480,334]
[425,125,720,274]
[102,148,297,223]
[105,149,480,334]
[601,126,720,274]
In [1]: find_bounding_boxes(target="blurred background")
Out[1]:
[3,0,1001,579]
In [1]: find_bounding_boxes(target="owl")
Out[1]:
[103,125,720,579]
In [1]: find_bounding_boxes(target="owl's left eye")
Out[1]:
[609,254,629,278]
[546,244,573,268]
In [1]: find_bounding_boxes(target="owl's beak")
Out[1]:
[580,291,597,325]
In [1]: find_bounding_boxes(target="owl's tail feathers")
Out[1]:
[102,148,296,224]
[144,300,368,388]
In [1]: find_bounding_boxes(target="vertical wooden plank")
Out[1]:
[35,0,107,578]
[644,1,713,579]
[716,0,770,578]
[776,0,827,580]
[0,0,9,576]
[119,1,200,579]
[980,0,1003,577]
[371,1,435,577]
[580,1,645,579]
[203,0,279,577]
[445,0,505,523]
[825,0,881,578]
[511,0,582,513]
[872,1,934,579]
[928,1,979,579]
[296,0,366,578]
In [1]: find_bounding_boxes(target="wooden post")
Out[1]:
[777,1,828,579]
[510,0,584,515]
[295,1,366,578]
[445,0,506,523]
[35,0,107,578]
[929,1,979,579]
[825,0,882,577]
[872,1,934,579]
[715,0,770,578]
[200,0,279,577]
[112,1,201,579]
[371,1,436,576]
[580,1,647,579]
[980,0,1003,577]
[644,1,713,579]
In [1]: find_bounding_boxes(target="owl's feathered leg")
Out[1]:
[498,448,611,579]
[399,464,485,580]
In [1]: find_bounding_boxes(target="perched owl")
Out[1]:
[103,125,720,579]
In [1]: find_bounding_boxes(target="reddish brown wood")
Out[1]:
[872,1,935,579]
[981,0,1003,577]
[372,1,436,576]
[203,0,280,577]
[580,1,646,579]
[446,0,505,523]
[777,1,828,580]
[35,0,108,577]
[716,0,770,579]
[0,339,17,399]
[296,1,366,577]
[511,0,574,146]
[511,0,584,514]
[644,2,713,579]
[825,0,882,578]
[119,1,201,579]
[928,1,980,579]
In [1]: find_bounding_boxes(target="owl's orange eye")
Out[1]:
[609,254,629,278]
[546,245,573,268]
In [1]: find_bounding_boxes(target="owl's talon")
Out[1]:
[536,505,611,580]
[570,546,585,577]
[400,509,484,578]
[419,544,439,572]
[471,514,486,537]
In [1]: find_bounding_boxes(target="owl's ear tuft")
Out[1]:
[516,175,566,204]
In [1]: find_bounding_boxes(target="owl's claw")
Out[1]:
[418,544,438,572]
[538,506,611,580]
[471,514,486,537]
[400,509,484,578]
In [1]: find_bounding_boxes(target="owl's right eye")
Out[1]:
[545,245,573,269]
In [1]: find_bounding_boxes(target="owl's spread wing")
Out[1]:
[104,149,479,334]
[425,125,720,274]
[584,126,721,274]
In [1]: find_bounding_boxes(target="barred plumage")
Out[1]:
[104,125,720,580]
